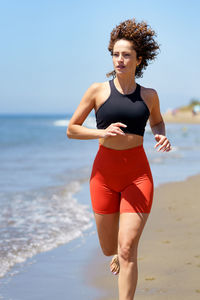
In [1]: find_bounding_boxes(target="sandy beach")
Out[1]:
[163,111,200,124]
[87,174,200,300]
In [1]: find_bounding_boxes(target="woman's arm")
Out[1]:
[66,83,126,140]
[149,90,171,152]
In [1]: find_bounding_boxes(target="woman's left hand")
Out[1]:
[154,134,172,152]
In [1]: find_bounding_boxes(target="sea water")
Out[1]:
[0,114,199,279]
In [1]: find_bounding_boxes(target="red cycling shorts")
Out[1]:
[90,143,154,214]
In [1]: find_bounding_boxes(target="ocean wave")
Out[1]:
[54,116,96,129]
[0,181,93,278]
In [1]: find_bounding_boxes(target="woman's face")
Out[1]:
[112,39,142,75]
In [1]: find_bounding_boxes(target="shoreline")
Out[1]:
[0,182,100,300]
[87,173,200,300]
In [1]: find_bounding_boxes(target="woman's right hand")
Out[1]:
[101,122,127,138]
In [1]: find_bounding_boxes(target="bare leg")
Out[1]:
[94,212,119,256]
[118,212,149,300]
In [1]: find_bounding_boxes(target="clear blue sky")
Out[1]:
[0,0,199,114]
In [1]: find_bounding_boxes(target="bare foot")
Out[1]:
[110,254,120,275]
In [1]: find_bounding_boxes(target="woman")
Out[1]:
[67,18,171,300]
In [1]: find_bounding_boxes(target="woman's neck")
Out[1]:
[114,76,137,94]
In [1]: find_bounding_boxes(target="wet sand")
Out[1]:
[87,174,200,299]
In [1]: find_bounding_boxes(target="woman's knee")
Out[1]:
[118,212,149,262]
[118,239,139,262]
[98,235,118,256]
[102,247,116,256]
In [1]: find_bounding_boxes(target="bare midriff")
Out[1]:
[99,133,143,150]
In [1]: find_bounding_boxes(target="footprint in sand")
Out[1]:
[145,277,156,281]
[185,262,192,265]
[162,240,171,244]
[194,255,200,258]
[195,289,200,293]
[156,229,164,232]
[168,206,175,211]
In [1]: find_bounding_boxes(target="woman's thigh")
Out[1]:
[118,212,149,258]
[94,212,119,256]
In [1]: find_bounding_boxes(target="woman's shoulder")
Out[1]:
[87,81,108,92]
[140,84,158,97]
[140,84,159,105]
[90,80,110,89]
[88,81,110,97]
[140,84,159,112]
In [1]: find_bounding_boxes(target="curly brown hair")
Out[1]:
[106,18,160,78]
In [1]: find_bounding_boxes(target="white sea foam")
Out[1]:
[54,120,69,127]
[0,181,93,278]
[145,124,151,134]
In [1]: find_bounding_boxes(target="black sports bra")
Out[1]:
[95,79,150,136]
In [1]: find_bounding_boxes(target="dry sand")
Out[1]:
[87,174,200,300]
[163,111,200,124]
